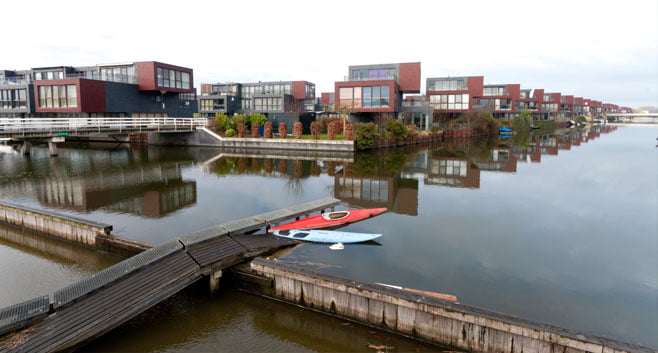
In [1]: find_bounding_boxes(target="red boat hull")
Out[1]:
[269,208,387,231]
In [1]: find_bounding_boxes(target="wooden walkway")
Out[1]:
[0,197,340,353]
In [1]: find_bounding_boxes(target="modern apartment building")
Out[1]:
[0,61,197,118]
[473,83,521,118]
[198,80,316,131]
[334,62,431,127]
[426,76,484,116]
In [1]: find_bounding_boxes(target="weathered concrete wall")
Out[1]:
[148,128,355,152]
[244,258,652,353]
[0,201,111,247]
[0,201,153,259]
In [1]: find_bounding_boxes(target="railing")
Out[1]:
[343,74,398,82]
[0,117,207,135]
[0,78,31,85]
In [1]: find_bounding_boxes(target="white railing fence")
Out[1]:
[0,117,208,135]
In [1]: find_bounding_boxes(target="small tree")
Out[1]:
[278,122,288,138]
[345,123,355,140]
[237,122,246,137]
[293,122,303,139]
[354,122,379,150]
[310,121,321,139]
[248,113,267,130]
[214,113,230,132]
[232,114,247,128]
[385,118,408,145]
[264,121,273,138]
[327,120,342,140]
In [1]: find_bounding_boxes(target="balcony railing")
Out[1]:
[0,117,208,136]
[0,78,31,85]
[344,73,397,82]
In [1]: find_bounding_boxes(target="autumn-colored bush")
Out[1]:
[264,121,273,138]
[310,121,321,139]
[237,123,246,137]
[293,122,303,139]
[278,122,288,138]
[327,120,342,140]
[345,123,355,140]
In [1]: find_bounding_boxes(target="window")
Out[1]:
[38,85,77,108]
[254,97,282,111]
[429,94,469,110]
[351,69,395,81]
[0,89,27,109]
[428,78,467,91]
[438,160,467,177]
[305,83,315,98]
[340,85,390,108]
[156,67,191,90]
[483,86,508,96]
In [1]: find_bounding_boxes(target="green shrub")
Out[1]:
[248,113,267,129]
[215,113,230,132]
[231,114,247,127]
[225,128,236,137]
[385,118,408,144]
[354,123,379,150]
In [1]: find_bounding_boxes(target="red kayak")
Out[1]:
[269,208,387,231]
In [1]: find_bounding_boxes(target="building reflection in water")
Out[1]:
[0,125,616,219]
[199,124,617,217]
[0,146,198,218]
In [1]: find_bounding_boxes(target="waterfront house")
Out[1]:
[198,80,316,132]
[0,61,197,118]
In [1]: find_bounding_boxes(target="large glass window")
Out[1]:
[340,85,389,108]
[483,86,508,96]
[429,94,469,110]
[38,85,77,108]
[428,78,467,91]
[156,67,191,90]
[254,97,282,111]
[0,89,27,109]
[351,69,395,81]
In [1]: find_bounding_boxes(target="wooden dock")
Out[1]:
[0,197,340,353]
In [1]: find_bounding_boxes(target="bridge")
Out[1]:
[604,113,658,117]
[0,117,207,155]
[0,197,341,352]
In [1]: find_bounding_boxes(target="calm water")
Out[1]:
[0,124,656,350]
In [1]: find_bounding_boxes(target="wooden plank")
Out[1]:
[2,252,199,353]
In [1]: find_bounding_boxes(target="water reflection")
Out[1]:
[0,125,620,221]
[0,144,198,217]
[3,123,653,350]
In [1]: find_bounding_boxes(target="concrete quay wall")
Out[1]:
[243,258,652,353]
[0,201,152,257]
[0,201,111,247]
[147,128,355,152]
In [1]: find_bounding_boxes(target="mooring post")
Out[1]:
[209,270,222,294]
[20,141,31,155]
[47,136,65,157]
[48,142,58,156]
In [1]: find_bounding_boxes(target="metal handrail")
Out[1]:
[0,117,208,135]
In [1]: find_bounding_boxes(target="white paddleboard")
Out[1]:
[272,229,382,244]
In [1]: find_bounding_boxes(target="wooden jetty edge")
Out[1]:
[233,258,656,353]
[0,197,340,353]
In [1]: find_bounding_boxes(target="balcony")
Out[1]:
[0,78,31,86]
[344,73,397,82]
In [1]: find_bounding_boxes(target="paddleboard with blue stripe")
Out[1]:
[272,229,382,244]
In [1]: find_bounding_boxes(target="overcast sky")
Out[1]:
[4,0,657,108]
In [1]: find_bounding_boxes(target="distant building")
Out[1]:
[333,62,431,128]
[198,80,316,132]
[0,61,197,118]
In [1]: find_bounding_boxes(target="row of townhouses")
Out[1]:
[0,60,631,131]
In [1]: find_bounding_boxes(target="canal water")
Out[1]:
[0,124,656,350]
